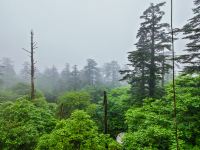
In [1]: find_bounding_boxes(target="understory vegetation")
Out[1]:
[0,75,199,149]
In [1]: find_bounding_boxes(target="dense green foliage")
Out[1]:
[36,110,121,150]
[123,75,200,149]
[57,91,94,118]
[108,86,130,137]
[0,75,200,149]
[120,2,171,103]
[0,98,56,149]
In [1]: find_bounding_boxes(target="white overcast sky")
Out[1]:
[0,0,194,72]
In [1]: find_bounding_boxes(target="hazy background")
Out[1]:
[0,0,194,72]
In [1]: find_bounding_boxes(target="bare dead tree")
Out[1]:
[23,30,37,100]
[103,91,108,135]
[59,103,64,120]
[103,91,108,149]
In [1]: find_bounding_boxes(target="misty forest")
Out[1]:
[0,0,200,150]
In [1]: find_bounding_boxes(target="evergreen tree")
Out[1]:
[60,63,71,91]
[121,2,171,102]
[178,0,200,74]
[37,66,60,102]
[48,66,60,91]
[82,59,101,86]
[103,61,121,87]
[0,58,17,88]
[120,29,150,102]
[143,2,171,97]
[70,65,80,90]
[20,61,30,83]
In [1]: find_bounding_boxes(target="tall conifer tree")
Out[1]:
[178,0,200,73]
[121,2,171,102]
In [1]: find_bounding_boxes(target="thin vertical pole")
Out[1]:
[171,1,179,149]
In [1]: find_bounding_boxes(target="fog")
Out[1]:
[0,0,193,71]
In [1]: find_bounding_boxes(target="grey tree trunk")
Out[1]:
[149,6,156,97]
[30,31,35,100]
[103,91,108,149]
[23,30,37,100]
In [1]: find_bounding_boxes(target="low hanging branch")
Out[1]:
[171,0,179,149]
[23,30,37,100]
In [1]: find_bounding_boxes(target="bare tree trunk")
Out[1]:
[23,30,37,100]
[141,62,145,98]
[149,6,156,97]
[161,49,165,88]
[103,91,108,149]
[103,91,108,134]
[60,103,64,120]
[30,31,35,100]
